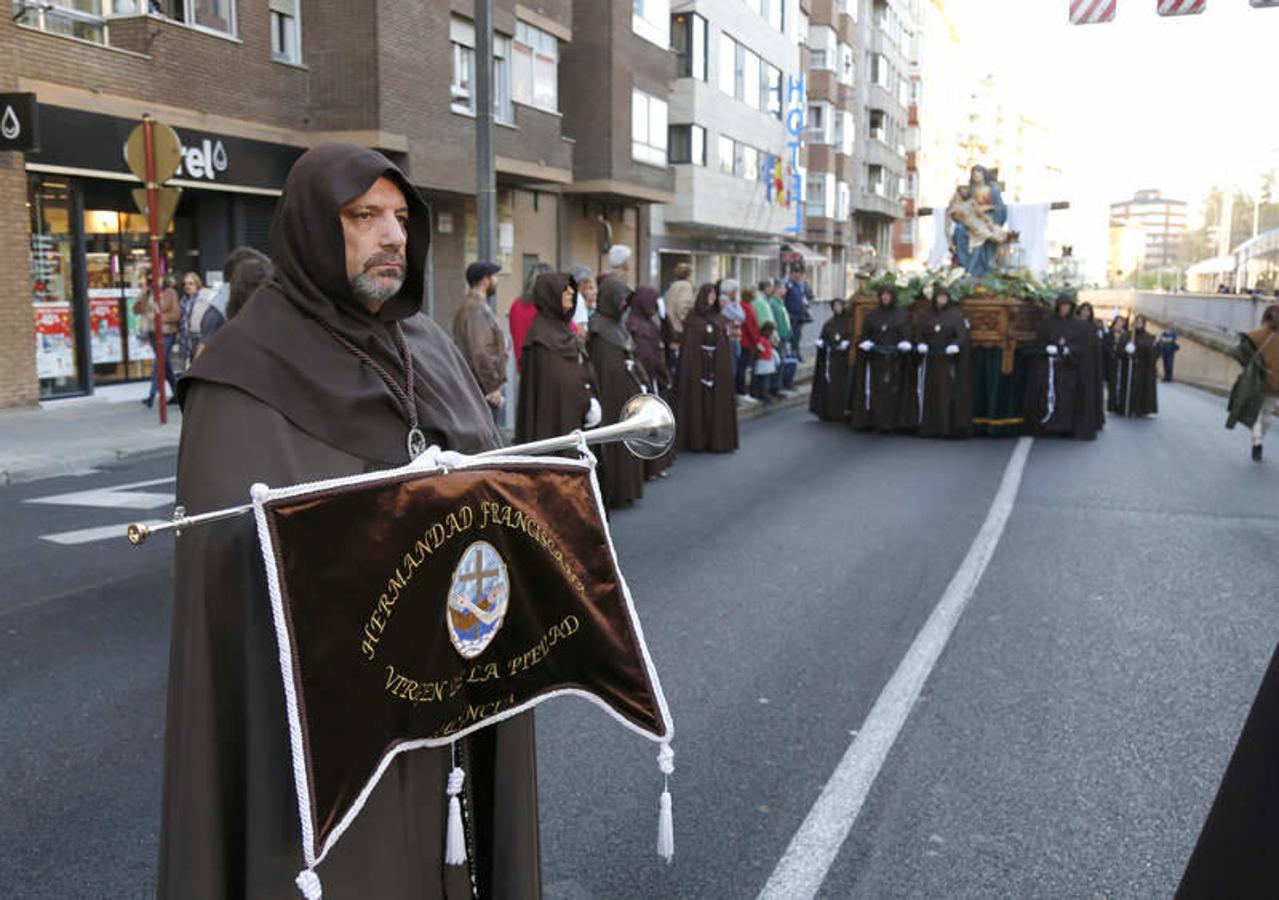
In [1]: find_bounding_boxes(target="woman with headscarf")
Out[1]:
[809,297,854,421]
[1114,314,1158,417]
[585,278,648,508]
[675,283,738,453]
[516,271,600,444]
[914,283,973,438]
[851,284,914,432]
[627,284,675,479]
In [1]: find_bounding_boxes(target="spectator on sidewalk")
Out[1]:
[752,321,781,402]
[1155,326,1180,382]
[719,279,748,400]
[225,251,273,320]
[135,273,180,408]
[453,260,508,415]
[208,246,269,315]
[568,264,597,332]
[666,263,695,347]
[1227,303,1279,462]
[783,266,813,362]
[766,281,797,395]
[510,262,550,369]
[599,244,631,287]
[186,274,226,362]
[737,286,762,403]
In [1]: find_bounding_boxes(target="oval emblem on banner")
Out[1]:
[447,541,510,659]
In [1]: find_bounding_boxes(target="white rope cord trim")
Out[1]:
[1040,356,1057,425]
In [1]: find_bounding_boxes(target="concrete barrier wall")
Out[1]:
[1081,289,1273,337]
[1080,289,1244,396]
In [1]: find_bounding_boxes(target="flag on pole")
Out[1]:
[1157,0,1205,14]
[1069,0,1117,23]
[251,448,674,895]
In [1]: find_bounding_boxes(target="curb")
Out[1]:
[1,440,179,486]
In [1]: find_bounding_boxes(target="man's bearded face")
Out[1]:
[341,176,409,312]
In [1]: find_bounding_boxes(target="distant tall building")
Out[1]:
[1109,189,1188,271]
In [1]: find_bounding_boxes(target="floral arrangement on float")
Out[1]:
[863,266,1059,307]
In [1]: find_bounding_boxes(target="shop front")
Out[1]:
[24,103,304,399]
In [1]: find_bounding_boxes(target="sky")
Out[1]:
[938,0,1279,279]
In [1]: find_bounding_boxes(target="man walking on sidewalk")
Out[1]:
[783,266,812,362]
[453,260,509,417]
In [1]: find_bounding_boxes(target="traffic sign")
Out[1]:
[130,187,182,231]
[125,119,181,184]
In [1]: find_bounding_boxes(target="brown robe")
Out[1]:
[1114,327,1158,417]
[515,272,593,446]
[850,302,913,433]
[915,303,973,438]
[675,284,738,453]
[627,286,675,479]
[587,278,646,508]
[161,144,540,899]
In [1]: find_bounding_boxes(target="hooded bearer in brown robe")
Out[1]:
[850,286,914,433]
[675,283,738,453]
[627,285,675,479]
[1114,314,1158,417]
[913,284,973,438]
[516,271,598,445]
[809,297,853,422]
[1025,292,1098,440]
[161,144,540,899]
[587,278,648,508]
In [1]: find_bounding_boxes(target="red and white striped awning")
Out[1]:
[1250,0,1279,7]
[1069,0,1117,24]
[1157,0,1205,15]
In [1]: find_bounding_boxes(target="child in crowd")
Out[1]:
[752,321,780,402]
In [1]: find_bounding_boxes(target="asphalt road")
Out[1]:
[2,382,1276,898]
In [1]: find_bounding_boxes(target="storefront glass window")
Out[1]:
[84,209,159,384]
[29,178,82,398]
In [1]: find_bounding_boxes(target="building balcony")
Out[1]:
[866,82,902,116]
[908,104,919,126]
[862,138,902,169]
[906,150,917,171]
[808,70,840,106]
[807,145,838,175]
[854,189,904,220]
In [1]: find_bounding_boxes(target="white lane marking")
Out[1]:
[758,437,1034,900]
[25,476,176,510]
[40,520,167,546]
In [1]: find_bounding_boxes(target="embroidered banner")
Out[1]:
[251,452,673,871]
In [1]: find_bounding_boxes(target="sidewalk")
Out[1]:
[0,353,821,485]
[0,381,182,485]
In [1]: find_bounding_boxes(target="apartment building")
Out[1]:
[1,0,674,407]
[649,0,805,293]
[1109,189,1188,273]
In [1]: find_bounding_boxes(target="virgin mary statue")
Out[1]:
[947,164,1008,278]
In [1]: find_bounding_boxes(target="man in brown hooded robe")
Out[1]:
[587,278,647,508]
[515,271,599,445]
[914,284,973,438]
[626,285,675,480]
[850,286,914,433]
[161,144,540,899]
[675,283,738,453]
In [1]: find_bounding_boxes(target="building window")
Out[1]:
[809,49,827,69]
[839,43,855,86]
[764,64,783,119]
[718,135,735,175]
[514,20,558,112]
[898,76,909,107]
[15,0,108,43]
[765,0,784,32]
[807,173,827,218]
[269,0,301,63]
[493,35,513,123]
[742,48,761,110]
[451,17,476,115]
[868,108,886,143]
[837,180,851,220]
[672,13,708,80]
[669,124,706,165]
[870,53,889,88]
[718,33,737,97]
[632,89,669,168]
[740,145,759,181]
[867,164,885,197]
[633,0,670,48]
[807,104,827,145]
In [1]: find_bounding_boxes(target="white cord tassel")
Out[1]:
[295,868,323,899]
[657,742,675,864]
[445,766,468,867]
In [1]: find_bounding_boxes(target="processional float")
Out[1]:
[129,395,678,899]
